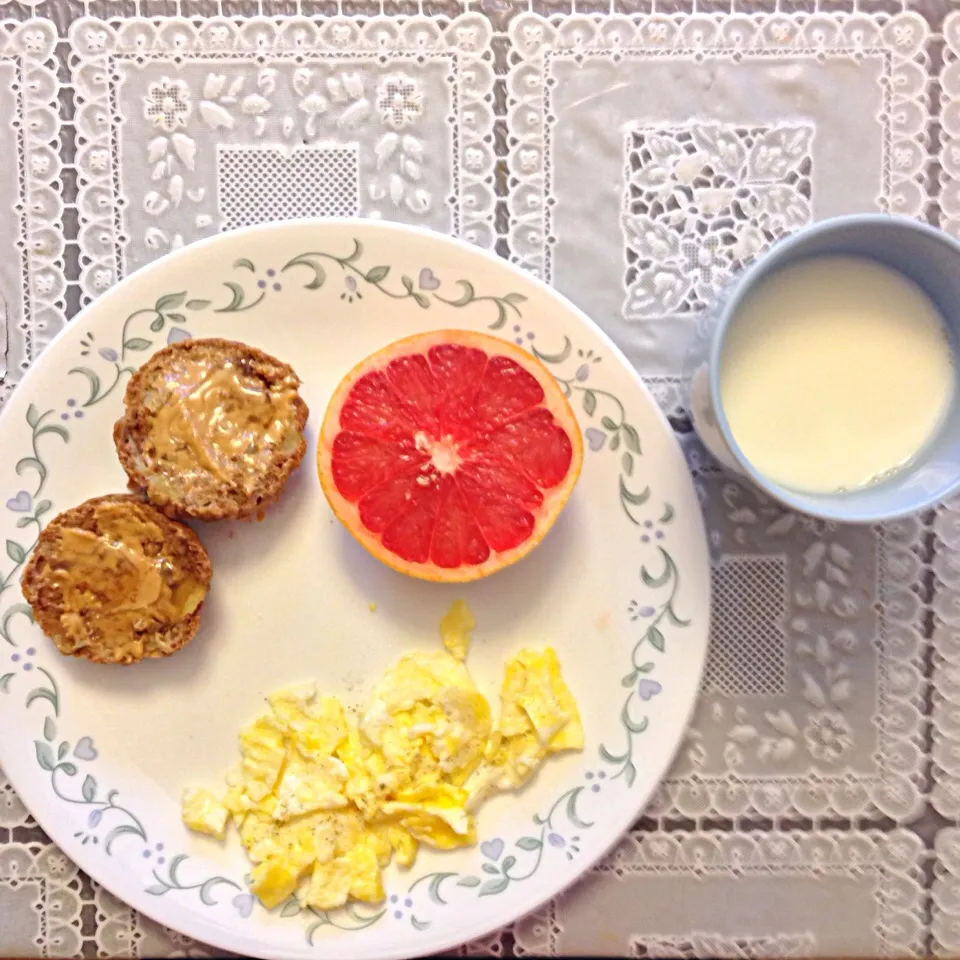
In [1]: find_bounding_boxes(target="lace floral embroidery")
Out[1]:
[622,124,812,319]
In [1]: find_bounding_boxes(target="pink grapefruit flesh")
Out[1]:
[317,330,583,582]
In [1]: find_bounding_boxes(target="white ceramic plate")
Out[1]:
[0,220,709,959]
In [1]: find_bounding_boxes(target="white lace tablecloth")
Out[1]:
[1,0,959,955]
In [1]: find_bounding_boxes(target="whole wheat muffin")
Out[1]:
[114,338,309,520]
[21,494,212,665]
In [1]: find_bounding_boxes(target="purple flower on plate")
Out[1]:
[341,275,362,304]
[418,267,440,291]
[232,893,255,919]
[584,428,606,452]
[480,838,504,861]
[12,647,36,671]
[389,893,415,921]
[628,600,658,622]
[546,834,581,860]
[142,842,166,864]
[166,328,192,345]
[637,678,662,701]
[98,347,119,363]
[6,490,31,512]
[73,737,97,761]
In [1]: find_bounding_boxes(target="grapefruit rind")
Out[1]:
[317,329,583,583]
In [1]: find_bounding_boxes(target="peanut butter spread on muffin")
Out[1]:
[151,352,301,489]
[114,339,309,520]
[21,495,211,665]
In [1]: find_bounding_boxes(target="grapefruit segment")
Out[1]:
[430,477,491,569]
[318,330,583,582]
[330,433,426,501]
[474,355,546,428]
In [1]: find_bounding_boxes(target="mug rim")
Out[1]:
[707,213,960,523]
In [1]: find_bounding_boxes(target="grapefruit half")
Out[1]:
[317,329,583,582]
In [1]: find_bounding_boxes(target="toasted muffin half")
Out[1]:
[21,494,212,665]
[114,338,309,520]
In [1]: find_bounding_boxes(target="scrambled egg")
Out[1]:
[181,603,582,912]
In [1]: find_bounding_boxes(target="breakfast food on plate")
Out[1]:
[114,338,309,521]
[21,494,211,665]
[181,602,583,911]
[440,598,474,660]
[317,330,583,582]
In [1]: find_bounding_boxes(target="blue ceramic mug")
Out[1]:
[689,214,960,522]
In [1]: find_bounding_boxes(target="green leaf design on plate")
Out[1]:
[69,367,101,406]
[516,837,542,851]
[502,292,528,308]
[0,603,33,645]
[35,740,54,771]
[532,336,572,365]
[35,425,69,443]
[621,700,649,735]
[456,876,481,887]
[105,823,147,854]
[233,258,256,272]
[619,478,651,522]
[15,456,45,491]
[123,338,152,352]
[622,423,641,454]
[565,787,594,829]
[365,265,390,283]
[582,390,597,416]
[641,562,670,589]
[442,279,474,307]
[199,877,229,906]
[82,775,97,802]
[5,540,25,564]
[155,292,186,312]
[219,282,245,311]
[478,877,509,897]
[647,626,665,651]
[281,254,327,289]
[186,299,211,310]
[620,479,650,507]
[426,872,457,904]
[25,686,57,713]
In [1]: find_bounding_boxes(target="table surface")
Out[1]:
[2,0,960,956]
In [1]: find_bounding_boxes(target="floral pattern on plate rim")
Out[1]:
[0,238,688,938]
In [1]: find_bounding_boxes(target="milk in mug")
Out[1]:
[719,255,956,494]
